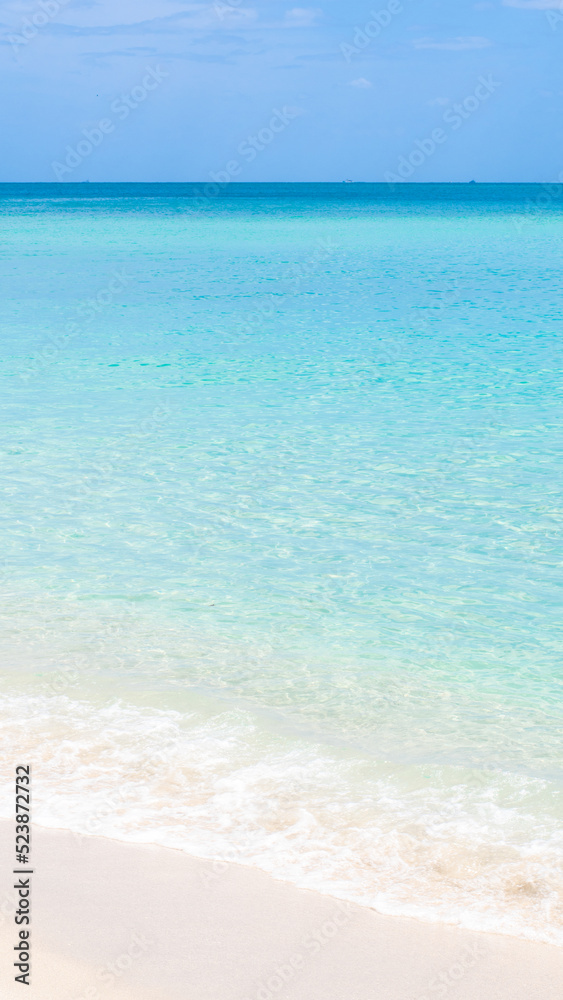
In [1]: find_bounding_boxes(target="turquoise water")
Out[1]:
[1,184,562,943]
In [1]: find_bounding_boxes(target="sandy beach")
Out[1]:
[3,1,563,994]
[0,820,561,1000]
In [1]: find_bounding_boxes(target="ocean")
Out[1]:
[1,183,562,944]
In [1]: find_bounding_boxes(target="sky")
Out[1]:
[1,0,562,181]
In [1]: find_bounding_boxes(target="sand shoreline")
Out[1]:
[0,820,561,999]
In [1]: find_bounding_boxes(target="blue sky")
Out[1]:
[1,0,562,181]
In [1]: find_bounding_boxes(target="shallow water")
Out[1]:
[1,184,562,943]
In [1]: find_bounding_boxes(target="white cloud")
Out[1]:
[283,7,322,26]
[213,4,258,24]
[413,35,492,50]
[503,0,563,7]
[427,96,450,106]
[1,0,257,36]
[348,77,372,88]
[51,1,205,28]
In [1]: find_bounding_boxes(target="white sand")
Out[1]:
[0,820,561,999]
